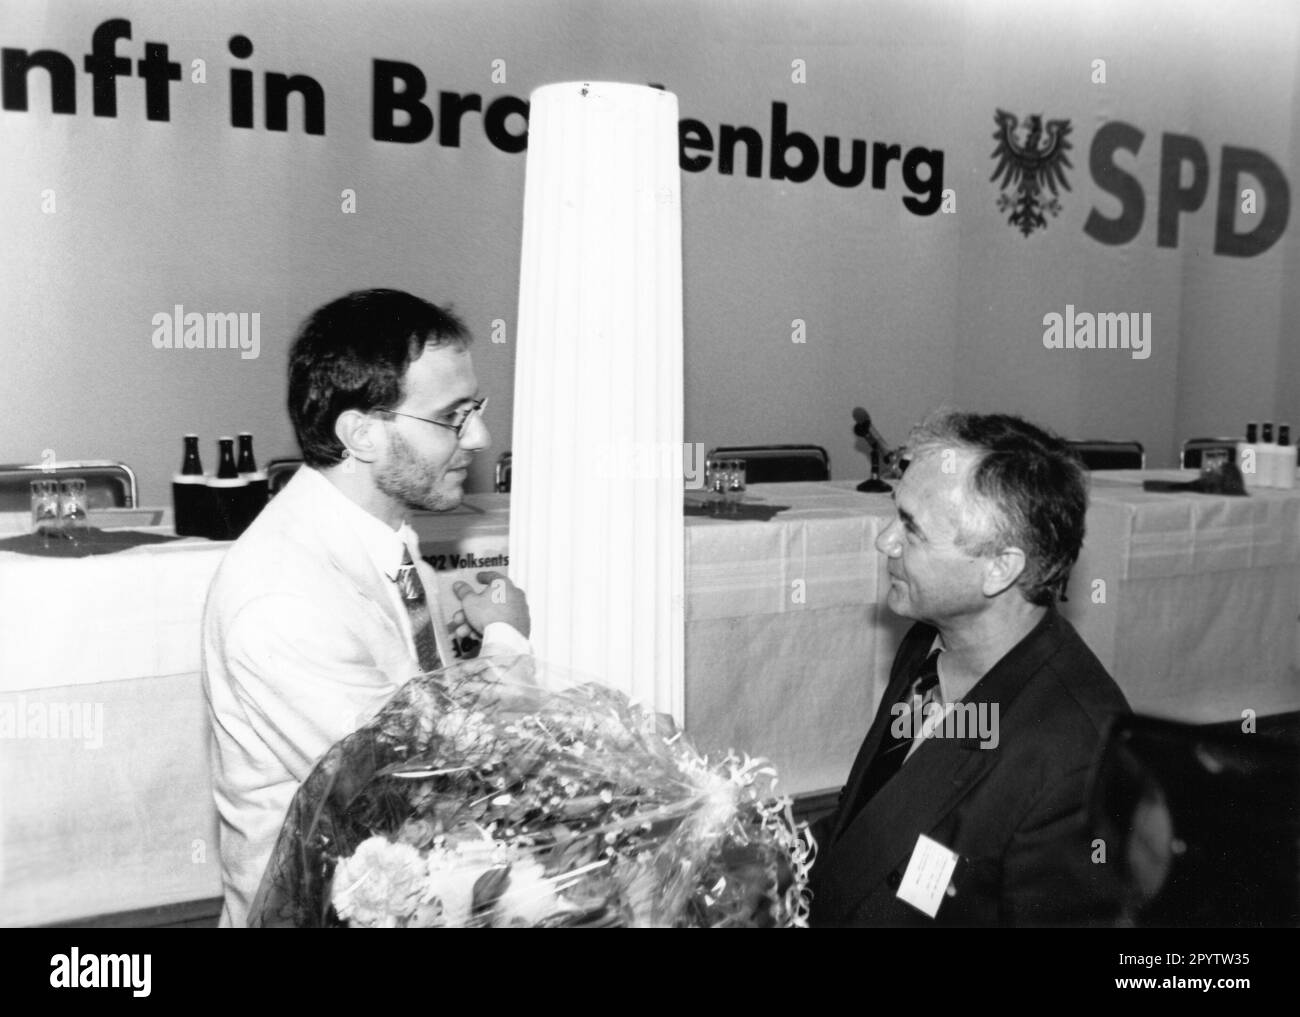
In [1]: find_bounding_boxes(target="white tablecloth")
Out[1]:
[1064,471,1300,720]
[2,476,1297,924]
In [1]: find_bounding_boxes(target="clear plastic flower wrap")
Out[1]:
[248,654,815,928]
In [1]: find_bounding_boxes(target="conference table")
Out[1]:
[1,472,1297,925]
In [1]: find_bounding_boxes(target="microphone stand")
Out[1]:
[857,444,892,493]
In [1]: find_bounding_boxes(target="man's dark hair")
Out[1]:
[288,289,471,468]
[907,410,1089,606]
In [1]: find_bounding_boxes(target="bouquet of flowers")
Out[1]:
[248,655,814,928]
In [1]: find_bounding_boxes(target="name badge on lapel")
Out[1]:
[897,833,959,918]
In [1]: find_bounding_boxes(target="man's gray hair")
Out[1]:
[905,409,1090,606]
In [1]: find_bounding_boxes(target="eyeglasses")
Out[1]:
[377,396,488,440]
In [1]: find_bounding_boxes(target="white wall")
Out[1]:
[1,0,1295,504]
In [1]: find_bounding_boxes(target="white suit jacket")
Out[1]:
[201,465,527,927]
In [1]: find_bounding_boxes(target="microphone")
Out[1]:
[851,407,888,451]
[852,407,892,493]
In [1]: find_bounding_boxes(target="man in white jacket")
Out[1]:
[202,289,531,927]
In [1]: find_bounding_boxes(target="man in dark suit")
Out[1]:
[809,411,1130,926]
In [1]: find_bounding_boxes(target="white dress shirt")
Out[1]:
[201,465,528,927]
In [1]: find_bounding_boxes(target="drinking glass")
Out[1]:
[1199,448,1229,477]
[705,459,728,516]
[30,480,60,536]
[59,478,89,532]
[881,447,906,480]
[724,459,747,515]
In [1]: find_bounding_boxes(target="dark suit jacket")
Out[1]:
[808,608,1130,927]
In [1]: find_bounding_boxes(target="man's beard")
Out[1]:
[375,428,465,513]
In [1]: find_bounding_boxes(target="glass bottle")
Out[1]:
[181,434,203,476]
[236,433,257,475]
[216,437,239,480]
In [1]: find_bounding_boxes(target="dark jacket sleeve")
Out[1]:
[1000,762,1127,927]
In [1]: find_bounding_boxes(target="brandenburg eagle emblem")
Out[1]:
[990,110,1074,236]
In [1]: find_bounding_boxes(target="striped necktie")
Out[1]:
[395,546,442,674]
[851,649,943,813]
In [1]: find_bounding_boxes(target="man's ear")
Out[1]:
[335,408,383,465]
[982,546,1027,598]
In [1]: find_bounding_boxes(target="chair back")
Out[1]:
[1180,437,1239,470]
[1066,440,1145,470]
[707,445,830,483]
[1089,713,1300,926]
[266,458,303,497]
[494,452,512,493]
[0,461,137,512]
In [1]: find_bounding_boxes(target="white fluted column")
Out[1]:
[510,82,685,719]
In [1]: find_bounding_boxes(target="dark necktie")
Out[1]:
[395,546,442,673]
[850,649,942,814]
